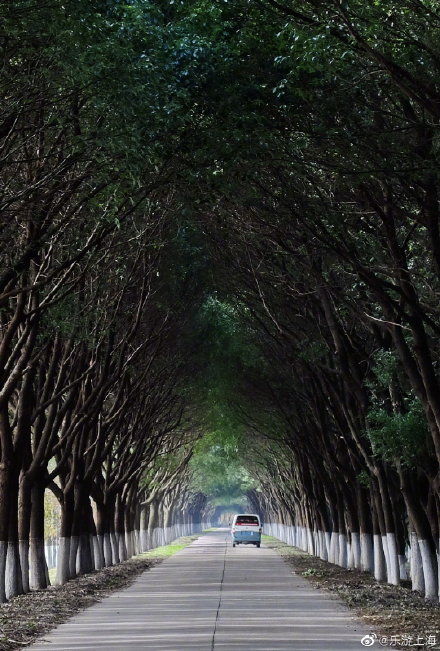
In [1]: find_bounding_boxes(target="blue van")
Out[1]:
[231,513,262,547]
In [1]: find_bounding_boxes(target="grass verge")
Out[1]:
[134,534,199,560]
[0,534,200,651]
[263,535,440,650]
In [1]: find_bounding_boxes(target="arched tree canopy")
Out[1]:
[1,0,440,601]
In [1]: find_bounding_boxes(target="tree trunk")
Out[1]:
[115,496,127,562]
[372,498,386,582]
[74,489,94,576]
[147,499,159,550]
[90,503,104,571]
[139,506,149,552]
[18,477,31,593]
[56,491,74,585]
[29,482,48,589]
[5,469,23,599]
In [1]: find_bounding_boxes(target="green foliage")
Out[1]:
[197,297,262,368]
[5,0,439,528]
[357,471,372,488]
[182,294,264,426]
[298,340,327,364]
[367,401,428,466]
[183,296,268,504]
[190,430,257,501]
[369,351,399,391]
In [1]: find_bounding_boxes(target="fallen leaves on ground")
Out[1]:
[265,538,440,650]
[0,556,158,650]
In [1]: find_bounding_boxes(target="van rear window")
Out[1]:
[236,516,259,525]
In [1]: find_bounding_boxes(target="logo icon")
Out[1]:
[361,634,377,647]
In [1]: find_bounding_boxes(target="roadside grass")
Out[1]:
[264,535,440,650]
[46,534,200,584]
[134,534,199,560]
[262,534,302,555]
[0,533,202,651]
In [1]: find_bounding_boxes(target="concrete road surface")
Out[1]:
[30,529,370,650]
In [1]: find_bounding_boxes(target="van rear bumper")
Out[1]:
[231,531,261,543]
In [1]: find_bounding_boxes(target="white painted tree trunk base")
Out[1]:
[19,539,29,593]
[418,539,438,601]
[110,533,119,564]
[56,537,71,585]
[398,554,408,581]
[360,533,374,573]
[351,533,361,569]
[93,535,104,570]
[5,541,23,599]
[386,533,400,586]
[29,537,47,589]
[374,534,386,582]
[410,533,424,593]
[338,534,348,568]
[103,533,113,566]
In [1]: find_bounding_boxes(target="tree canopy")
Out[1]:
[1,0,440,602]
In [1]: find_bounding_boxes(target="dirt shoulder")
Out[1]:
[0,534,199,651]
[264,536,440,650]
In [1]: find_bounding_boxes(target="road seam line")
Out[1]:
[211,534,228,650]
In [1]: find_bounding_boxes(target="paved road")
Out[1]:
[30,530,369,650]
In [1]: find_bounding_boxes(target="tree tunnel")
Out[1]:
[0,0,440,607]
